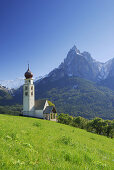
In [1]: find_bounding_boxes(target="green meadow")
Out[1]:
[0,114,114,170]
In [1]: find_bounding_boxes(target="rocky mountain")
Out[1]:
[98,59,114,90]
[48,45,114,84]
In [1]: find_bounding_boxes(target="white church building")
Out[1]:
[22,65,57,121]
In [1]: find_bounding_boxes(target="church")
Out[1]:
[22,65,57,121]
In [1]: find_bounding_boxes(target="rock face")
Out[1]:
[47,45,114,90]
[59,46,100,81]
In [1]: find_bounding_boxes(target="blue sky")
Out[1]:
[0,0,114,80]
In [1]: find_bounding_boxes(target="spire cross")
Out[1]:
[28,64,29,71]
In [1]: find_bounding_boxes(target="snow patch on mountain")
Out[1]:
[0,78,24,89]
[0,76,44,89]
[98,59,113,79]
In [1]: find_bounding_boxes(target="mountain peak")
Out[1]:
[71,45,80,54]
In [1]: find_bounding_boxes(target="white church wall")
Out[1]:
[23,91,29,111]
[29,84,35,112]
[23,78,35,113]
[23,111,34,117]
[35,110,43,118]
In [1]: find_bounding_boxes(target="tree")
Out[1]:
[87,118,108,135]
[58,113,73,125]
[72,116,88,129]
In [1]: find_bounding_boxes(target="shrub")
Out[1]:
[58,113,73,125]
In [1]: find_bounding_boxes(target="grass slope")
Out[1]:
[0,114,114,169]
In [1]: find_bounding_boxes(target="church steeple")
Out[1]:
[23,65,35,115]
[24,64,33,79]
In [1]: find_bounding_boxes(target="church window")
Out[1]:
[25,92,28,96]
[25,86,28,90]
[31,91,33,96]
[53,114,55,119]
[31,86,33,90]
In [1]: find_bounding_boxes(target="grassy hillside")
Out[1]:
[0,114,113,169]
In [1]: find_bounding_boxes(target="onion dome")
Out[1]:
[24,64,33,79]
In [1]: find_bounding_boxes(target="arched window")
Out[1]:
[25,86,28,90]
[25,92,28,96]
[53,114,55,119]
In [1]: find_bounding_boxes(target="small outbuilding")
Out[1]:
[35,99,57,121]
[43,105,57,121]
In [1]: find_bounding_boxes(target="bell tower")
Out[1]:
[23,65,35,115]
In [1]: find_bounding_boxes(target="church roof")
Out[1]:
[43,106,53,114]
[43,106,56,114]
[35,99,47,110]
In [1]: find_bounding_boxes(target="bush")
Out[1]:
[58,113,73,125]
[57,114,114,138]
[72,116,88,129]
